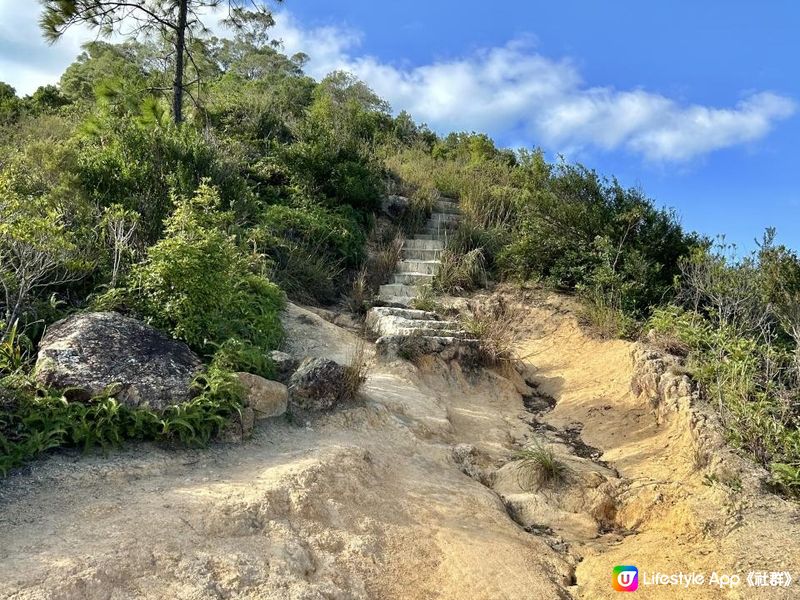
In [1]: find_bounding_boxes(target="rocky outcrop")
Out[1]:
[630,345,698,423]
[288,358,348,412]
[237,372,288,419]
[629,344,726,456]
[35,312,202,410]
[380,194,410,219]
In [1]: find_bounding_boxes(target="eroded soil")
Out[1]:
[1,294,798,599]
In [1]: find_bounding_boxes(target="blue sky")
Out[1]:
[1,0,799,250]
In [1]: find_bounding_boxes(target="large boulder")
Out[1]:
[35,312,202,411]
[237,372,288,419]
[288,357,348,412]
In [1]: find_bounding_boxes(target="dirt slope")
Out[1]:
[1,294,799,599]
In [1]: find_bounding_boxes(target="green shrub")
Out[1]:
[127,183,284,355]
[255,203,366,267]
[74,118,259,242]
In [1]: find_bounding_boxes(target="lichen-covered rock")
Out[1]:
[288,357,348,412]
[237,372,288,419]
[268,350,299,383]
[35,312,202,410]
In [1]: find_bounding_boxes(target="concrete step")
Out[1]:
[434,200,460,214]
[427,213,459,226]
[403,238,444,250]
[393,272,434,285]
[379,283,418,298]
[377,295,415,307]
[403,248,443,261]
[367,306,439,322]
[366,307,464,338]
[375,334,481,361]
[412,234,438,241]
[397,259,440,275]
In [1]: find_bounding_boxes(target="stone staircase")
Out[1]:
[369,197,479,362]
[378,198,460,307]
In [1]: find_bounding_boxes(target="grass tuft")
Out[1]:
[513,443,570,490]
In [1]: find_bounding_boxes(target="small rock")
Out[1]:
[381,194,410,218]
[288,358,348,412]
[236,372,288,419]
[35,312,202,410]
[219,406,255,443]
[269,350,299,383]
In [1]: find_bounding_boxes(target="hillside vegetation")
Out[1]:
[1,15,799,495]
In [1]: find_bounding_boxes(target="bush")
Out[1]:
[74,118,259,242]
[255,203,366,267]
[127,183,284,356]
[0,156,94,329]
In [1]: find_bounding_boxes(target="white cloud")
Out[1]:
[0,1,94,95]
[0,2,794,162]
[271,12,796,163]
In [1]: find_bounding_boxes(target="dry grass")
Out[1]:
[434,248,486,294]
[461,296,524,367]
[374,232,405,284]
[410,284,440,312]
[346,266,371,315]
[342,334,369,401]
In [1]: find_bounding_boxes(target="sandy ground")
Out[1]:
[1,293,799,599]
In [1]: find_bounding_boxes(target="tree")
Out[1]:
[0,82,21,124]
[39,0,282,124]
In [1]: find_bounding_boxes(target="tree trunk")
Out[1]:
[172,0,188,124]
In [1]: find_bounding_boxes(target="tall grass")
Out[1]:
[461,297,523,367]
[342,334,369,401]
[434,248,486,294]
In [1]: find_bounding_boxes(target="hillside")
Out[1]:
[2,292,798,599]
[2,6,800,598]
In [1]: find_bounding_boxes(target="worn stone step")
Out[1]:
[423,223,458,235]
[434,200,460,214]
[367,306,439,322]
[378,295,415,307]
[427,213,459,226]
[404,248,443,261]
[397,259,440,275]
[366,307,463,337]
[379,283,418,298]
[375,334,481,362]
[403,238,444,250]
[393,272,434,285]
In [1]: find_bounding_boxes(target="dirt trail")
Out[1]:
[1,295,799,599]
